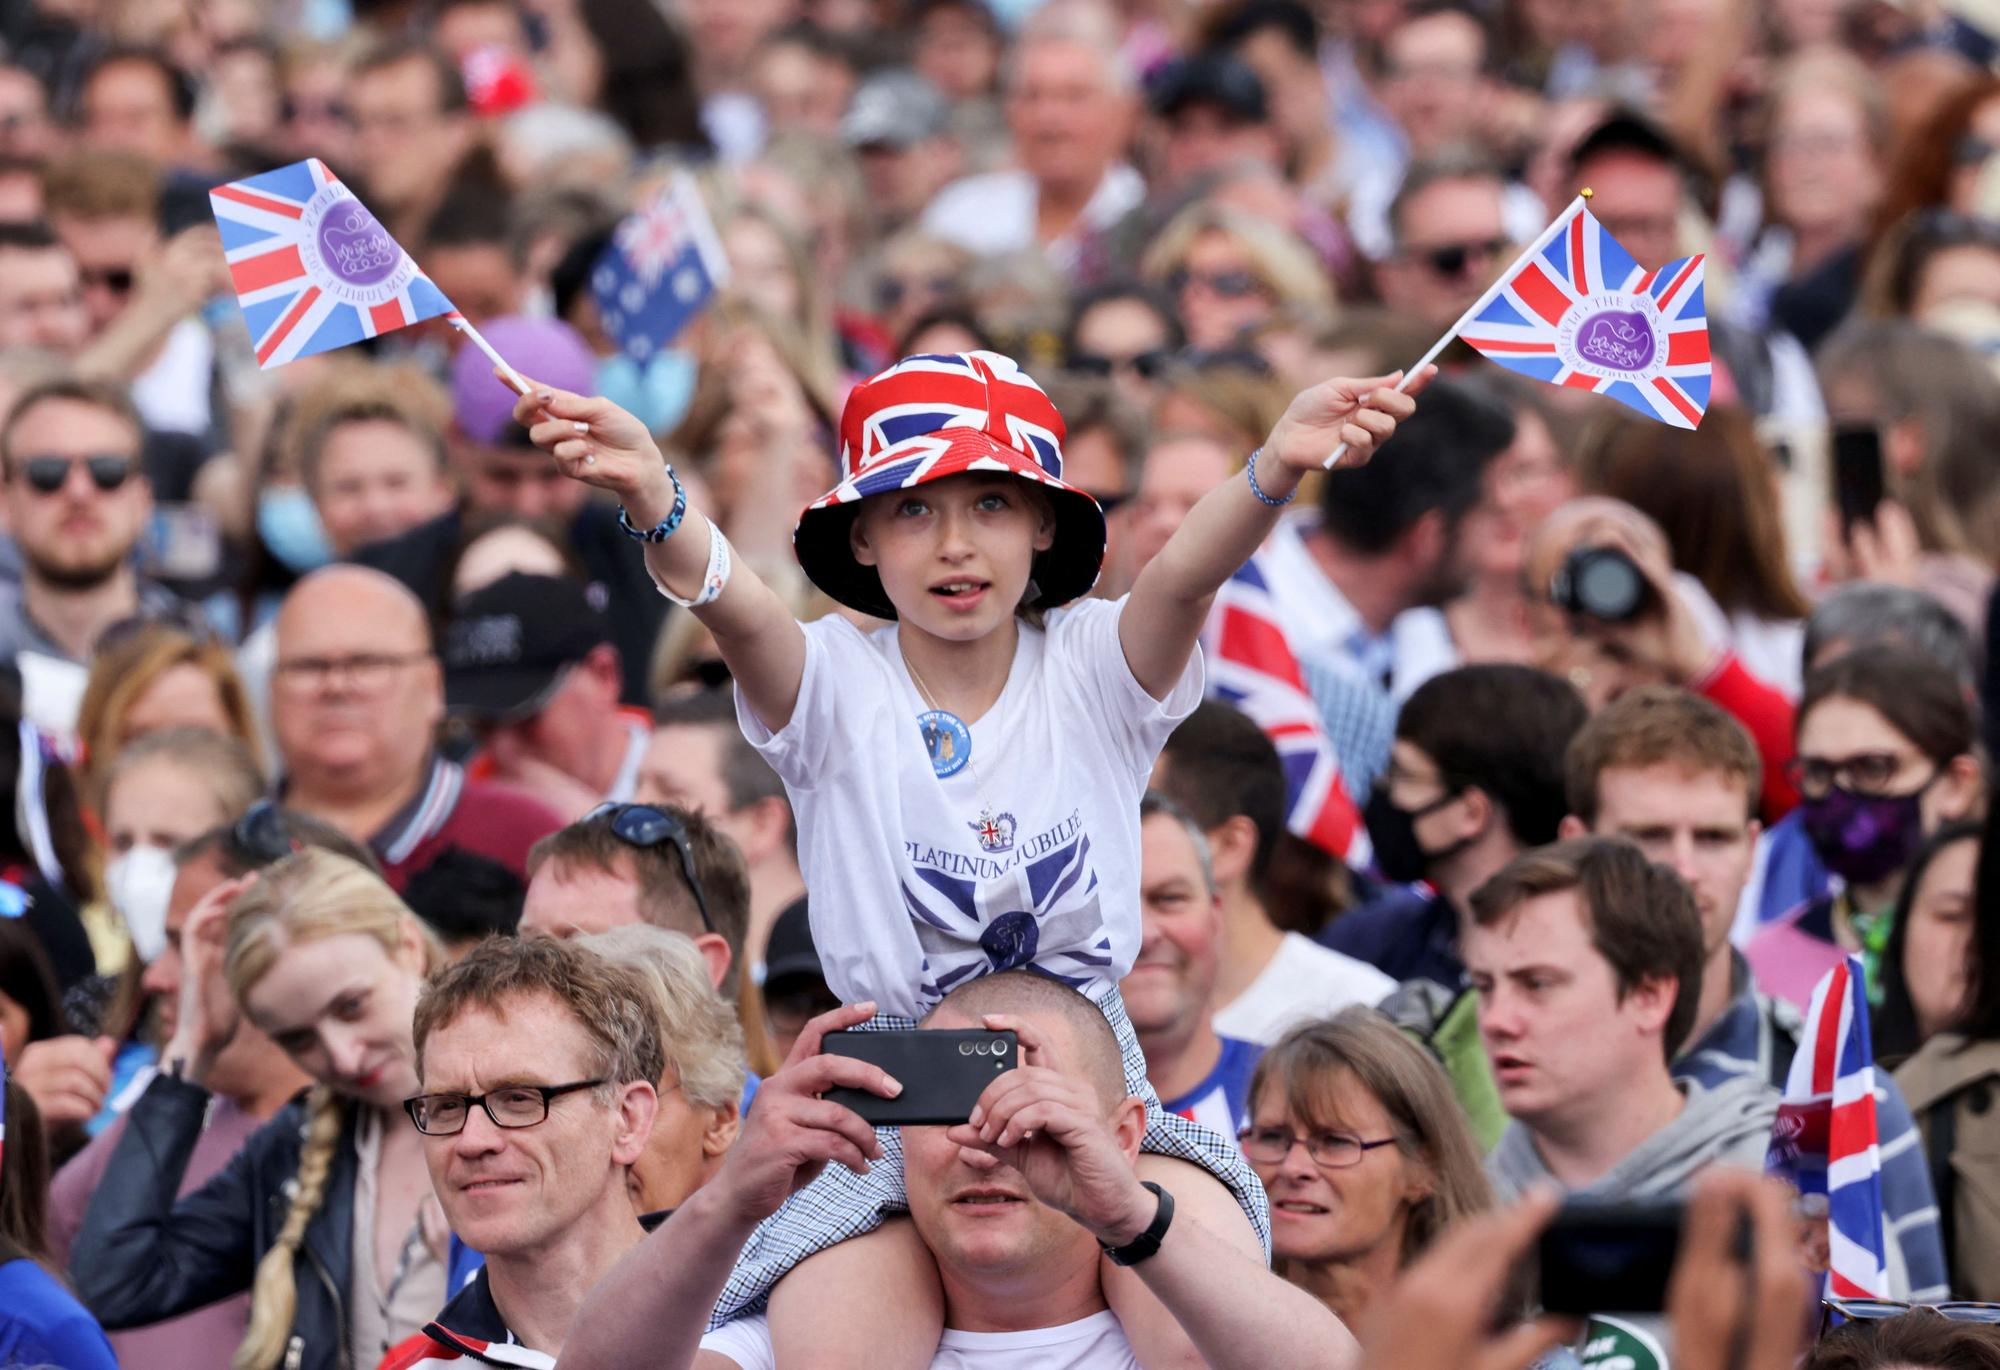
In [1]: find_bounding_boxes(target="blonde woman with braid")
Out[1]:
[72,850,446,1370]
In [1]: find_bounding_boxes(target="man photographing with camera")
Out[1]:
[555,971,1356,1370]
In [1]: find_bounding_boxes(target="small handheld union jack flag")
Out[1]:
[591,173,730,363]
[210,157,455,368]
[1767,955,1887,1299]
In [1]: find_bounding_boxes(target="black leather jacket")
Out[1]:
[72,1073,362,1370]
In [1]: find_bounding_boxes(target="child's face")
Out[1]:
[850,471,1054,641]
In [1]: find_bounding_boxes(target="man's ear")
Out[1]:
[1446,786,1493,846]
[585,643,624,698]
[1111,1095,1146,1162]
[1557,814,1587,840]
[1630,972,1678,1039]
[611,1081,660,1166]
[1205,815,1259,889]
[741,794,793,865]
[694,932,732,991]
[703,1099,742,1159]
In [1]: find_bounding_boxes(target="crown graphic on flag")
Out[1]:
[211,158,456,369]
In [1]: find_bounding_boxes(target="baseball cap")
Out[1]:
[442,572,611,722]
[1145,52,1267,123]
[762,897,824,988]
[842,71,950,149]
[449,315,597,445]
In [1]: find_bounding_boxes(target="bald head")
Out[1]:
[277,564,433,653]
[923,971,1126,1110]
[271,564,444,809]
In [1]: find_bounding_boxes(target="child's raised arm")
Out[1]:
[1118,367,1435,700]
[512,379,810,731]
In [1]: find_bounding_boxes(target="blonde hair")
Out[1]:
[582,925,748,1109]
[1140,202,1336,320]
[77,623,266,793]
[98,726,263,828]
[223,850,439,1370]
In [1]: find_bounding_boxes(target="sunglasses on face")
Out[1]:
[583,802,717,935]
[16,453,136,495]
[1414,238,1508,277]
[1167,268,1265,298]
[878,274,960,311]
[1067,348,1172,381]
[77,266,134,295]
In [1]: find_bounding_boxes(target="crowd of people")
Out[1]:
[2,0,2000,1366]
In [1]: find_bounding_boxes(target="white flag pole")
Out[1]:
[1323,189,1593,468]
[448,310,531,396]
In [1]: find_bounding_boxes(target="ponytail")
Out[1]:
[233,1087,344,1370]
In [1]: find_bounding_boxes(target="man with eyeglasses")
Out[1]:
[0,378,182,736]
[383,935,663,1369]
[519,802,749,998]
[269,565,564,890]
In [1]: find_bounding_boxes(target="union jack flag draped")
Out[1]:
[210,157,455,368]
[1202,560,1368,866]
[1767,955,1888,1298]
[1458,199,1712,429]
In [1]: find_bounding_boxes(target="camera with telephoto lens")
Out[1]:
[1549,545,1649,622]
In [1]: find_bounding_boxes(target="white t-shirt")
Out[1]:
[738,598,1202,1019]
[701,1310,1141,1370]
[1212,932,1395,1046]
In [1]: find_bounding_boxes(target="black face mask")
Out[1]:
[1364,787,1468,885]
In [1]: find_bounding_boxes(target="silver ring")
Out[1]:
[585,453,596,465]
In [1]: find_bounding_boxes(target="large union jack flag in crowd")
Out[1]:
[211,157,454,368]
[1203,560,1369,867]
[1459,200,1711,430]
[1767,955,1888,1298]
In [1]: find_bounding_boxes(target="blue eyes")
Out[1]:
[894,494,1010,518]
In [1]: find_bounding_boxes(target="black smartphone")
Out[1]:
[1832,423,1886,538]
[1537,1200,1684,1314]
[820,1029,1019,1126]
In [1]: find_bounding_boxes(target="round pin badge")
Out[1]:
[917,709,972,778]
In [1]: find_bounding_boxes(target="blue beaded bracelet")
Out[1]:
[618,465,688,543]
[1245,447,1296,507]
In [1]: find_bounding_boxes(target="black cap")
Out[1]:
[762,897,824,987]
[442,573,612,723]
[1146,53,1267,123]
[1569,108,1682,175]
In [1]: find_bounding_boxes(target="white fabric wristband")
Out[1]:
[652,517,733,608]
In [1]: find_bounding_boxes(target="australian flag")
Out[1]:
[592,173,730,363]
[1768,955,1888,1298]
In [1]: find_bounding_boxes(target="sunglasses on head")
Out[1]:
[584,802,716,934]
[231,800,304,866]
[1416,238,1508,277]
[1820,1299,2000,1336]
[17,453,135,495]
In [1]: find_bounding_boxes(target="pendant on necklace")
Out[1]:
[917,709,972,778]
[969,805,1017,854]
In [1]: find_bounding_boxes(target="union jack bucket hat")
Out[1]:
[794,350,1107,619]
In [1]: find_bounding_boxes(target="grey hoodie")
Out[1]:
[1486,1075,1780,1368]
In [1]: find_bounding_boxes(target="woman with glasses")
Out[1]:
[73,849,447,1370]
[1139,202,1333,353]
[1239,1007,1498,1330]
[1895,806,2000,1300]
[1746,646,1983,1012]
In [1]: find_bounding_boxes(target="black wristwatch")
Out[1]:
[1100,1181,1174,1267]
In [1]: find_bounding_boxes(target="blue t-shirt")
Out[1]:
[0,1258,118,1370]
[1159,1036,1263,1137]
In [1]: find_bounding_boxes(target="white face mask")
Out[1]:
[106,844,178,963]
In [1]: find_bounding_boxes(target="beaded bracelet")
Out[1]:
[1245,447,1296,508]
[617,465,688,542]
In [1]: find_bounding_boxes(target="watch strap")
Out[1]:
[1100,1181,1173,1267]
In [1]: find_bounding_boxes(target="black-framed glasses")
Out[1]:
[1784,752,1928,801]
[272,651,431,694]
[231,800,302,865]
[584,802,716,934]
[1237,1125,1398,1169]
[1415,237,1508,278]
[18,453,136,495]
[403,1079,606,1135]
[1819,1299,2000,1336]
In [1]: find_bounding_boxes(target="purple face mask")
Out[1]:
[1799,781,1932,887]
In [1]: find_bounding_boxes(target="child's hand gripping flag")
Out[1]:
[1766,954,1888,1299]
[210,158,458,368]
[1321,192,1711,465]
[592,171,730,362]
